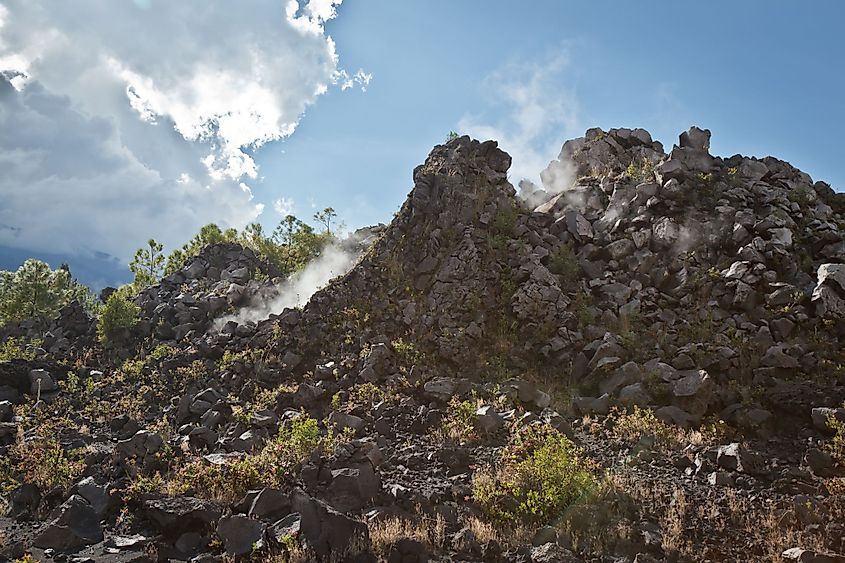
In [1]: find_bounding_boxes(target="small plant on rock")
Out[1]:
[12,437,85,493]
[826,405,845,466]
[607,406,675,445]
[392,337,423,365]
[548,243,579,283]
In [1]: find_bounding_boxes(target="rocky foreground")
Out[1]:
[1,127,844,562]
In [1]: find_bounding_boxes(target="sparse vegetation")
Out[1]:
[6,437,85,494]
[625,158,655,183]
[391,337,423,365]
[168,414,322,501]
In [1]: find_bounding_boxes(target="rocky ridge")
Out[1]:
[0,127,844,562]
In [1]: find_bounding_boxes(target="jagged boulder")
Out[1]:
[217,515,266,555]
[291,488,370,558]
[813,264,845,319]
[33,495,103,550]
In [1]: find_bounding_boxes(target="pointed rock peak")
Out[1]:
[679,126,711,152]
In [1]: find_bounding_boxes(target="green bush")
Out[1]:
[473,424,596,525]
[548,243,579,283]
[492,208,518,238]
[97,286,140,344]
[0,337,41,362]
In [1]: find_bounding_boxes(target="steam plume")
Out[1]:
[216,245,357,328]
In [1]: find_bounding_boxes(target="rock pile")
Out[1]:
[0,127,843,562]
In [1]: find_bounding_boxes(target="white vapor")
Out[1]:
[217,245,356,327]
[0,0,368,262]
[458,51,580,200]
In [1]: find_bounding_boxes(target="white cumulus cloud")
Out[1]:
[273,197,296,216]
[0,0,364,263]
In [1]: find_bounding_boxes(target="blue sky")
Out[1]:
[1,1,843,288]
[259,0,845,230]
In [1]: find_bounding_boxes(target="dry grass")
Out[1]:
[554,476,640,556]
[661,487,688,555]
[369,513,446,557]
[610,469,839,561]
[605,406,730,450]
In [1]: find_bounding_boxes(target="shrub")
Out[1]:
[147,344,177,362]
[97,287,140,344]
[0,456,17,494]
[492,208,518,238]
[11,438,85,493]
[625,158,654,183]
[391,337,423,365]
[0,337,41,362]
[608,406,676,445]
[441,396,478,444]
[473,424,596,525]
[549,243,579,283]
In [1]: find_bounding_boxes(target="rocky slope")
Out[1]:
[1,127,844,563]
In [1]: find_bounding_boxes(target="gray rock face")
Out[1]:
[217,515,266,555]
[76,476,111,516]
[0,400,12,422]
[269,512,302,544]
[326,464,381,512]
[679,126,711,151]
[782,547,845,563]
[501,379,551,409]
[387,537,429,563]
[530,542,584,562]
[144,496,222,536]
[671,370,714,417]
[574,394,610,416]
[474,405,504,434]
[716,443,764,475]
[246,488,291,522]
[423,377,466,402]
[813,264,845,319]
[811,407,845,433]
[329,411,367,435]
[291,488,370,557]
[33,495,103,549]
[117,429,163,463]
[28,369,56,395]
